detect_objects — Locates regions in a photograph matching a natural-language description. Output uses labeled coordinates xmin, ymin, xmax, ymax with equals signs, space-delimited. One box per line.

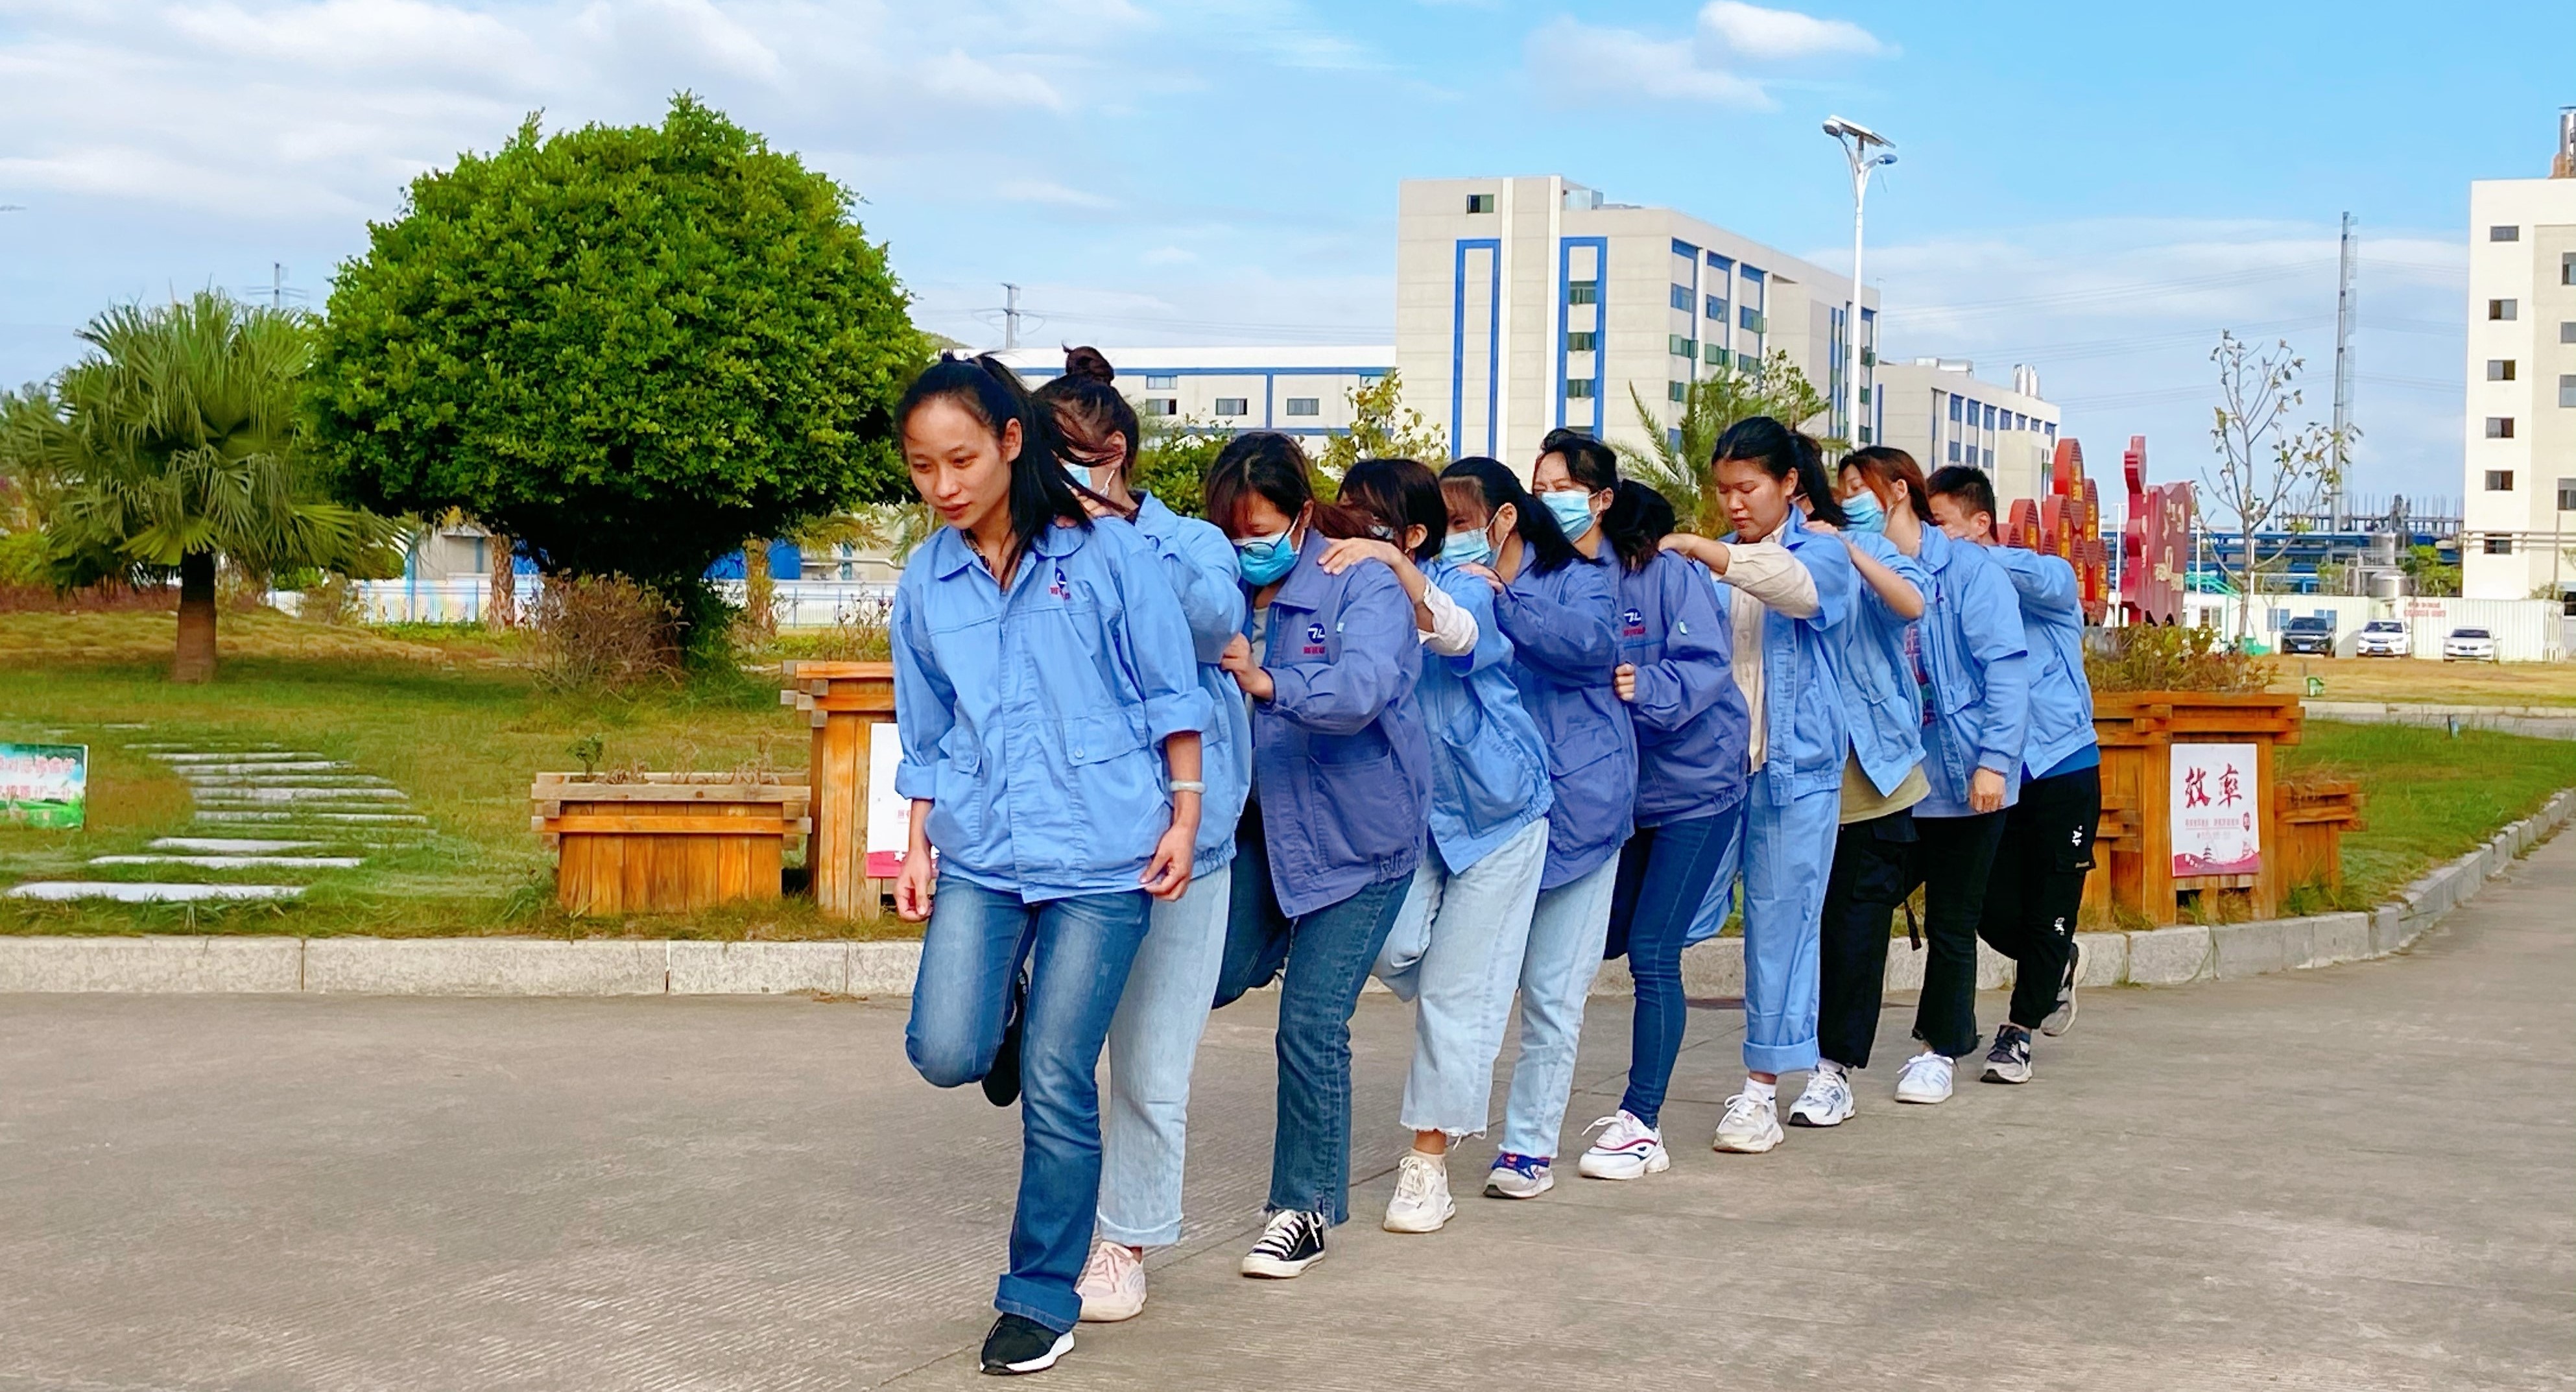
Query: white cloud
xmin=997 ymin=179 xmax=1116 ymax=210
xmin=1696 ymin=1 xmax=1883 ymax=62
xmin=1527 ymin=3 xmax=1884 ymax=108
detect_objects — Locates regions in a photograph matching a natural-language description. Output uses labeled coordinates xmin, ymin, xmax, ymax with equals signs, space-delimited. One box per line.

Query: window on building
xmin=2564 ymin=252 xmax=2576 ymax=285
xmin=1704 ymin=344 xmax=1729 ymax=368
xmin=1669 ymin=284 xmax=1691 ymax=311
xmin=1567 ymin=280 xmax=1599 ymax=306
xmin=2045 ymin=423 xmax=2057 ymax=442
xmin=1982 ymin=448 xmax=1994 ymax=468
xmin=2559 ymin=478 xmax=2576 ymax=512
xmin=1564 ymin=330 xmax=1596 ymax=352
xmin=1668 ymin=381 xmax=1688 ymax=403
xmin=1668 ymin=335 xmax=1695 ymax=358
xmin=1984 ymin=404 xmax=1998 ymax=429
xmin=1144 ymin=374 xmax=1176 ymax=389
xmin=1566 ymin=379 xmax=1596 ymax=400
xmin=2488 ymin=359 xmax=2518 ymax=381
xmin=2562 ymin=375 xmax=2576 ymax=409
xmin=1466 ymin=193 xmax=1494 ymax=213
xmin=1706 ymin=250 xmax=1733 ymax=272
xmin=2486 ymin=470 xmax=2516 ymax=491
xmin=2490 ymin=224 xmax=2521 ymax=241
xmin=1358 ymin=370 xmax=1388 ymax=384
xmin=1858 ymin=386 xmax=1870 ymax=405
xmin=1948 ymin=440 xmax=1961 ymax=462
xmin=1141 ymin=399 xmax=1178 ymax=416
xmin=1948 ymin=396 xmax=1963 ymax=422
xmin=1705 ymin=294 xmax=1727 ymax=320
xmin=1213 ymin=397 xmax=1248 ymax=418
xmin=2487 ymin=416 xmax=2516 ymax=438
xmin=1283 ymin=397 xmax=1320 ymax=416
xmin=2564 ymin=322 xmax=2576 ymax=344
xmin=2490 ymin=298 xmax=2518 ymax=320
xmin=1738 ymin=307 xmax=1764 ymax=333
xmin=1859 ymin=426 xmax=1873 ymax=444
xmin=2483 ymin=536 xmax=2514 ymax=555
xmin=2012 ymin=412 xmax=2026 ymax=430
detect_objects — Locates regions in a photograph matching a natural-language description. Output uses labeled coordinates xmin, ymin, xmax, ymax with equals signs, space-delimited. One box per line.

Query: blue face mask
xmin=1842 ymin=488 xmax=1886 ymax=534
xmin=1440 ymin=529 xmax=1492 ymax=569
xmin=1235 ymin=529 xmax=1300 ymax=586
xmin=1541 ymin=490 xmax=1597 ymax=540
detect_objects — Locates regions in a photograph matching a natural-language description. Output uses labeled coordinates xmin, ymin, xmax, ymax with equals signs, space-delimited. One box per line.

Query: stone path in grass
xmin=2 ymin=741 xmax=424 ymax=904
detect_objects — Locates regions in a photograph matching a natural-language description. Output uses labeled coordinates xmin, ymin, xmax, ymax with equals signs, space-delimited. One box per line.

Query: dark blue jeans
xmin=1604 ymin=807 xmax=1744 ymax=1129
xmin=905 ymin=876 xmax=1150 ymax=1334
xmin=1214 ymin=802 xmax=1409 ymax=1225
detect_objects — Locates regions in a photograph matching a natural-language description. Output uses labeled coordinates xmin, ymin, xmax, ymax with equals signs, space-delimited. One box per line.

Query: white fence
xmin=273 ymin=578 xmax=898 ymax=629
xmin=2184 ymin=594 xmax=2568 ymax=662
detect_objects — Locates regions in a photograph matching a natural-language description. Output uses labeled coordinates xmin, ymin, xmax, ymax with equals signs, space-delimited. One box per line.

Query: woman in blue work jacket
xmin=1204 ymin=432 xmax=1432 ymax=1282
xmin=1573 ymin=478 xmax=1750 ymax=1182
xmin=1326 ymin=459 xmax=1553 ymax=1236
xmin=889 ymin=355 xmax=1213 ymax=1377
xmin=1658 ymin=416 xmax=1857 ymax=1156
xmin=1029 ymin=348 xmax=1250 ymax=1326
xmin=1440 ymin=446 xmax=1633 ymax=1202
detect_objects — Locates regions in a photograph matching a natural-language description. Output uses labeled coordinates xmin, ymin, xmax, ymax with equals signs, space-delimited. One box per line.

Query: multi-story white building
xmin=2463 ymin=110 xmax=2576 ymax=603
xmin=1875 ymin=359 xmax=2064 ymax=508
xmin=1393 ymin=175 xmax=1876 ymax=470
xmin=992 ymin=344 xmax=1392 ymax=442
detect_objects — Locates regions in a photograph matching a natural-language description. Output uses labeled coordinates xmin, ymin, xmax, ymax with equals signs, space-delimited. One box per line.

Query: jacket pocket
xmin=1439 ymin=704 xmax=1538 ymax=835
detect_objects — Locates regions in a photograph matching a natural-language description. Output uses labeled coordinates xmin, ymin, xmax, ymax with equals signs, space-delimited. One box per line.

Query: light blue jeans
xmin=1373 ymin=817 xmax=1550 ymax=1138
xmin=1686 ymin=776 xmax=1843 ymax=1075
xmin=1496 ymin=852 xmax=1626 ymax=1160
xmin=1096 ymin=863 xmax=1233 ymax=1249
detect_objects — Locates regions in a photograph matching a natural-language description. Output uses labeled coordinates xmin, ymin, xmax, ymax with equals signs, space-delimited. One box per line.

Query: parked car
xmin=2442 ymin=627 xmax=2498 ymax=662
xmin=2355 ymin=619 xmax=2409 ymax=658
xmin=2280 ymin=614 xmax=2337 ymax=656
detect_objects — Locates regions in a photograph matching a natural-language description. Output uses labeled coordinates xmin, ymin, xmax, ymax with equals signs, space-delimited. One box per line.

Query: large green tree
xmin=306 ymin=95 xmax=927 ymax=643
xmin=1617 ymin=350 xmax=1836 ymax=534
xmin=0 ymin=293 xmax=401 ymax=681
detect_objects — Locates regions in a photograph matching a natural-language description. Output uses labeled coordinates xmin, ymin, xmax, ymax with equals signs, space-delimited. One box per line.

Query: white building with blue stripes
xmin=992 ymin=344 xmax=1395 ymax=442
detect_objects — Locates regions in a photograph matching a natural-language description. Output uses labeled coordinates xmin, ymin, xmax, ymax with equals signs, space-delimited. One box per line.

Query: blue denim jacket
xmin=1123 ymin=493 xmax=1250 ymax=876
xmin=1715 ymin=512 xmax=1857 ymax=802
xmin=1614 ymin=551 xmax=1747 ymax=828
xmin=892 ymin=520 xmax=1214 ymax=901
xmin=1496 ymin=550 xmax=1634 ymax=889
xmin=1835 ymin=531 xmax=1929 ymax=798
xmin=1416 ymin=560 xmax=1552 ymax=874
xmin=1246 ymin=533 xmax=1431 ymax=918
xmin=1985 ymin=546 xmax=2098 ymax=780
xmin=1911 ymin=529 xmax=2033 ymax=819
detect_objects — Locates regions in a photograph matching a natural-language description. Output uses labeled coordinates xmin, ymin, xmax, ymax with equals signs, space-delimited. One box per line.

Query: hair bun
xmin=1063 ymin=345 xmax=1115 ymax=383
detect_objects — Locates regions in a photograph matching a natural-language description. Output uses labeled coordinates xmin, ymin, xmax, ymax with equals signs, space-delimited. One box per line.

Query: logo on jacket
xmin=1302 ymin=622 xmax=1329 ymax=656
xmin=1620 ymin=606 xmax=1647 ymax=638
xmin=1046 ymin=566 xmax=1070 ymax=600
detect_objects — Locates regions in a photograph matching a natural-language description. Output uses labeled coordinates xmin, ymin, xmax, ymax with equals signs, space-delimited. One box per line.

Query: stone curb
xmin=6 ymin=788 xmax=2570 ymax=998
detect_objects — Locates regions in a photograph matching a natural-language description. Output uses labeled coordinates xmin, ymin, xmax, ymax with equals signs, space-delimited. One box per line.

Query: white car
xmin=2355 ymin=619 xmax=2408 ymax=658
xmin=2442 ymin=627 xmax=2498 ymax=662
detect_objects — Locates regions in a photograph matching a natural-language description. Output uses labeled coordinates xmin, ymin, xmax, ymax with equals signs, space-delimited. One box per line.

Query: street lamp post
xmin=1824 ymin=117 xmax=1894 ymax=455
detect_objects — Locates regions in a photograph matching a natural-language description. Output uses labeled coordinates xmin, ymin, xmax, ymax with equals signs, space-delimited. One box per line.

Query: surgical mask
xmin=1064 ymin=459 xmax=1097 ymax=490
xmin=1235 ymin=529 xmax=1299 ymax=586
xmin=1440 ymin=529 xmax=1492 ymax=568
xmin=1842 ymin=488 xmax=1886 ymax=534
xmin=1541 ymin=489 xmax=1597 ymax=540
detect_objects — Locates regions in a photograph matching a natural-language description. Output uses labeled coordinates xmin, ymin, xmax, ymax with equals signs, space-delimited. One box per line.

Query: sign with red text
xmin=2171 ymin=741 xmax=2260 ymax=877
xmin=865 ymin=723 xmax=911 ymax=879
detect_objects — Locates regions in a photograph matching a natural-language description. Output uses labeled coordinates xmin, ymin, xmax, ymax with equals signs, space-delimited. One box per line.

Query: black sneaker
xmin=980 ymin=1314 xmax=1072 ymax=1376
xmin=982 ymin=974 xmax=1027 ymax=1108
xmin=1981 ymin=1024 xmax=2033 ymax=1085
xmin=1238 ymin=1208 xmax=1328 ymax=1278
xmin=2042 ymin=942 xmax=2081 ymax=1037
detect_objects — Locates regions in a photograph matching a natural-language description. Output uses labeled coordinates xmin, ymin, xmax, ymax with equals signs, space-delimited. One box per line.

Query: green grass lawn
xmin=2281 ymin=719 xmax=2576 ymax=909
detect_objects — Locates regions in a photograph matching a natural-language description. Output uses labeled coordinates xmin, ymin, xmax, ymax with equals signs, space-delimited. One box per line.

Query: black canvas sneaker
xmin=1238 ymin=1208 xmax=1328 ymax=1278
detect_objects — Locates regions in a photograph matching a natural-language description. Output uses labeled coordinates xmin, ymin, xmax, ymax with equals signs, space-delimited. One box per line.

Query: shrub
xmin=2086 ymin=623 xmax=2273 ymax=693
xmin=527 ymin=574 xmax=682 ymax=692
xmin=297 ymin=573 xmax=366 ymax=627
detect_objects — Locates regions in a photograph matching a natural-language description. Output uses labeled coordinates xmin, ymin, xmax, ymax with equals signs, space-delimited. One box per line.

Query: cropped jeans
xmin=1603 ymin=808 xmax=1744 ymax=1129
xmin=1097 ymin=863 xmax=1233 ymax=1249
xmin=1214 ymin=803 xmax=1411 ymax=1227
xmin=1688 ymin=777 xmax=1843 ymax=1075
xmin=1496 ymin=851 xmax=1626 ymax=1160
xmin=905 ymin=876 xmax=1151 ymax=1335
xmin=1372 ymin=817 xmax=1550 ymax=1138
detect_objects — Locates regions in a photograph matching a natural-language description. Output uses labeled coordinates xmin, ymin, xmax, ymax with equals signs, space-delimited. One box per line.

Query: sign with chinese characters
xmin=2170 ymin=741 xmax=2260 ymax=877
xmin=864 ymin=723 xmax=911 ymax=878
xmin=0 ymin=743 xmax=88 ymax=830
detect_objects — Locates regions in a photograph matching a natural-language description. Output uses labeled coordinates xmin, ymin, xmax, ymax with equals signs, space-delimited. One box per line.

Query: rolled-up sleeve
xmin=890 ymin=579 xmax=952 ymax=801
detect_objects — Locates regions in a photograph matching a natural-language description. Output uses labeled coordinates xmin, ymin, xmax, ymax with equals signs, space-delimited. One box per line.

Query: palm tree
xmin=1616 ymin=350 xmax=1841 ymax=534
xmin=0 ymin=293 xmax=401 ymax=680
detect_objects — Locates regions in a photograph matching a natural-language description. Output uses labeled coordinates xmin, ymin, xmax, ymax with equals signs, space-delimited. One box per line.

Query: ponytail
xmin=1599 ymin=479 xmax=1675 ymax=572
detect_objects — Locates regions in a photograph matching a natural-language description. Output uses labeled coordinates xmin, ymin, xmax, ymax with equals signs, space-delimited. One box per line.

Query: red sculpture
xmin=2116 ymin=435 xmax=2193 ymax=627
xmin=2002 ymin=438 xmax=2112 ymax=625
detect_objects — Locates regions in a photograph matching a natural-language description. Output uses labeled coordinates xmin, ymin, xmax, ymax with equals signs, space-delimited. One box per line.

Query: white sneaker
xmin=1482 ymin=1153 xmax=1553 ymax=1199
xmin=1711 ymin=1091 xmax=1783 ymax=1153
xmin=1788 ymin=1064 xmax=1855 ymax=1128
xmin=1894 ymin=1051 xmax=1955 ymax=1105
xmin=1381 ymin=1151 xmax=1457 ymax=1233
xmin=1075 ymin=1238 xmax=1146 ymax=1323
xmin=2042 ymin=942 xmax=2081 ymax=1037
xmin=1575 ymin=1110 xmax=1671 ymax=1181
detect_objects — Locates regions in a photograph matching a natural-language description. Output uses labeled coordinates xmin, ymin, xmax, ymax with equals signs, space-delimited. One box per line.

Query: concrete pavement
xmin=5 ymin=834 xmax=2571 ymax=1391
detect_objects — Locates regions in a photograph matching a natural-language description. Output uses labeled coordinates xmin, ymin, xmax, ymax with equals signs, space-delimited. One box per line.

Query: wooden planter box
xmin=531 ymin=774 xmax=811 ymax=915
xmin=780 ymin=660 xmax=898 ymax=918
xmin=2274 ymin=777 xmax=2366 ymax=896
xmin=2086 ymin=691 xmax=2313 ymax=925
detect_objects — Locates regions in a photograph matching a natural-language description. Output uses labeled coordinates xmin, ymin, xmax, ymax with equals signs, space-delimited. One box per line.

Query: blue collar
xmin=928 ymin=518 xmax=1088 ymax=581
xmin=1269 ymin=529 xmax=1335 ymax=612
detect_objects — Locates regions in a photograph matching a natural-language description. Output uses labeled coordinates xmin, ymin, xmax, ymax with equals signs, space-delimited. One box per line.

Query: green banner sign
xmin=1 ymin=743 xmax=88 ymax=830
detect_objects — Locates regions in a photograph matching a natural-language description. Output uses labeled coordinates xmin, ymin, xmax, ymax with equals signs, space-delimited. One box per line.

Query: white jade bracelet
xmin=1168 ymin=780 xmax=1206 ymax=795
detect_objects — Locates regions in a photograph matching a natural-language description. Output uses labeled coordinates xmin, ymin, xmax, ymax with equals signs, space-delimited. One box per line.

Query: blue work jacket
xmin=1614 ymin=551 xmax=1747 ymax=829
xmin=1246 ymin=533 xmax=1431 ymax=918
xmin=1416 ymin=560 xmax=1552 ymax=874
xmin=1835 ymin=531 xmax=1930 ymax=798
xmin=892 ymin=520 xmax=1213 ymax=902
xmin=1717 ymin=512 xmax=1857 ymax=803
xmin=1985 ymin=546 xmax=2098 ymax=780
xmin=1123 ymin=493 xmax=1251 ymax=876
xmin=1496 ymin=549 xmax=1634 ymax=889
xmin=1909 ymin=529 xmax=2033 ymax=819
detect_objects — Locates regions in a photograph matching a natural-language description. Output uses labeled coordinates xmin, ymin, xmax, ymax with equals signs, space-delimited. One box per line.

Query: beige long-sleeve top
xmin=1717 ymin=538 xmax=1820 ymax=773
xmin=1417 ymin=577 xmax=1479 ymax=657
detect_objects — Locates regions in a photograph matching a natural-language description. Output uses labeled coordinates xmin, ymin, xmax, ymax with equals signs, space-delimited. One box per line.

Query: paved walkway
xmin=5 ymin=837 xmax=2570 ymax=1391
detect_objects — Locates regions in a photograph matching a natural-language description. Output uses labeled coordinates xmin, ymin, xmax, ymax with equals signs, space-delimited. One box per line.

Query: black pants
xmin=1977 ymin=764 xmax=2102 ymax=1030
xmin=1817 ymin=806 xmax=2005 ymax=1067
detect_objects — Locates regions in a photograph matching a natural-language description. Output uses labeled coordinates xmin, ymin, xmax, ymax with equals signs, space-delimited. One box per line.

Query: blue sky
xmin=1 ymin=0 xmax=2566 ymax=512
